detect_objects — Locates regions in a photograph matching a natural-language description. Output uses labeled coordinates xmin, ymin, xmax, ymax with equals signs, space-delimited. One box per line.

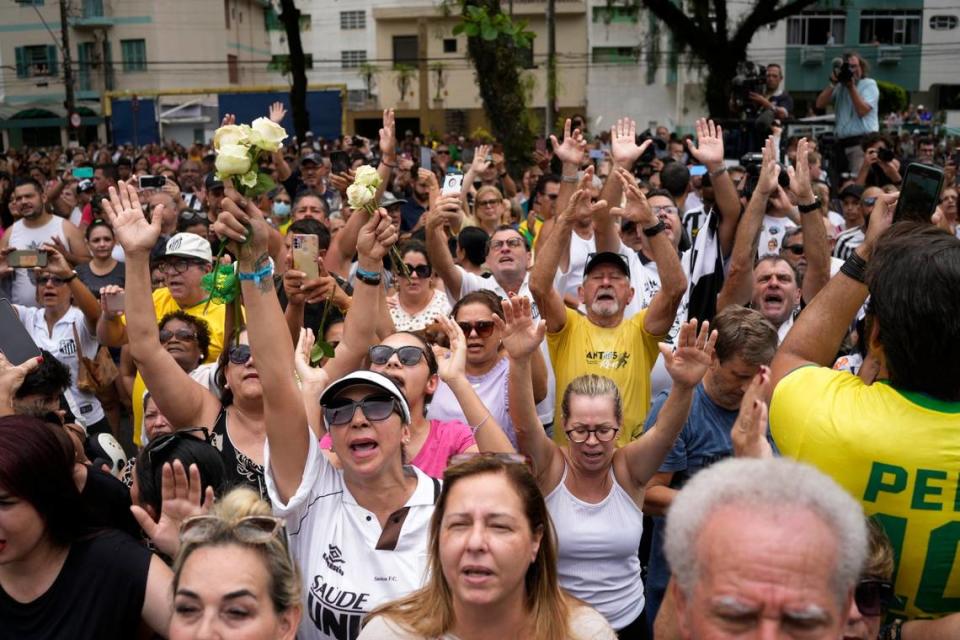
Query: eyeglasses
xmin=457 ymin=320 xmax=495 ymax=338
xmin=228 ymin=344 xmax=252 ymax=365
xmin=159 ymin=328 xmax=198 ymax=343
xmin=448 ymin=452 xmax=531 ymax=467
xmin=180 ymin=514 xmax=286 ymax=545
xmin=368 ymin=344 xmax=426 ymax=366
xmin=862 ymin=197 xmax=878 ymax=207
xmin=782 ymin=244 xmax=804 ymax=256
xmin=322 ymin=394 xmax=400 ymax=426
xmin=436 ymin=149 xmax=450 ymax=155
xmin=854 ymin=579 xmax=894 ymax=617
xmin=477 ymin=199 xmax=500 ymax=208
xmin=651 ymin=205 xmax=679 ymax=216
xmin=274 ymin=199 xmax=291 ymax=205
xmin=179 ymin=210 xmax=206 ymax=223
xmin=158 ymin=258 xmax=204 ymax=274
xmin=490 ymin=237 xmax=524 ymax=251
xmin=34 ymin=274 xmax=68 ymax=286
xmin=147 ymin=427 xmax=213 ymax=466
xmin=565 ymin=425 xmax=619 ymax=443
xmin=400 ymin=264 xmax=432 ymax=279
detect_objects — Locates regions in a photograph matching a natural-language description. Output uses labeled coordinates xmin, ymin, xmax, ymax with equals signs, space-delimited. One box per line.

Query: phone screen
xmin=330 ymin=151 xmax=350 ymax=175
xmin=894 ymin=163 xmax=945 ymax=224
xmin=0 ymin=298 xmax=41 ymax=365
xmin=442 ymin=173 xmax=464 ymax=196
xmin=420 ymin=146 xmax=432 ymax=172
xmin=292 ymin=234 xmax=320 ymax=279
xmin=72 ymin=167 xmax=94 ymax=179
xmin=104 ymin=291 xmax=125 ymax=314
xmin=7 ymin=250 xmax=47 ymax=269
xmin=138 ymin=175 xmax=166 ymax=190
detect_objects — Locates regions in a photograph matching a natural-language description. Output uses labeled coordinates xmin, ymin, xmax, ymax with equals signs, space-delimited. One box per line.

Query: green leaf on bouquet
xmin=309 ymin=340 xmax=336 ymax=365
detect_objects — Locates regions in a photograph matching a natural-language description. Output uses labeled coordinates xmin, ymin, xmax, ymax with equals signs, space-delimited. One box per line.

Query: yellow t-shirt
xmin=127 ymin=288 xmax=227 ymax=443
xmin=547 ymin=307 xmax=662 ymax=447
xmin=771 ymin=366 xmax=960 ymax=619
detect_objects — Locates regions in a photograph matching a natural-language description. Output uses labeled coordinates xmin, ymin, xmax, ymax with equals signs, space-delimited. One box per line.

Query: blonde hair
xmin=172 ymin=487 xmax=302 ymax=613
xmin=863 ymin=517 xmax=895 ymax=581
xmin=363 ymin=457 xmax=578 ymax=639
xmin=561 ymin=375 xmax=623 ymax=427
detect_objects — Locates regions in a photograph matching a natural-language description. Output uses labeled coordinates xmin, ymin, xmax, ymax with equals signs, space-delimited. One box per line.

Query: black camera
xmin=877 ymin=147 xmax=895 ymax=163
xmin=833 ymin=59 xmax=854 ymax=84
xmin=740 ymin=152 xmax=790 ymax=198
xmin=731 ymin=61 xmax=768 ymax=115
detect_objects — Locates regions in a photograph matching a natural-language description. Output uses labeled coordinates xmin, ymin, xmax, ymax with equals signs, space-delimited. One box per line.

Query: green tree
xmin=641 ymin=0 xmax=821 ymax=117
xmin=453 ymin=0 xmax=536 ymax=170
xmin=277 ymin=0 xmax=309 ymax=141
xmin=877 ymin=80 xmax=908 ymax=117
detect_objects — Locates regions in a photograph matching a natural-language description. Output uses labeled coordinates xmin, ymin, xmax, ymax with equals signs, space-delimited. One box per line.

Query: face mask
xmin=273 ymin=201 xmax=291 ymax=217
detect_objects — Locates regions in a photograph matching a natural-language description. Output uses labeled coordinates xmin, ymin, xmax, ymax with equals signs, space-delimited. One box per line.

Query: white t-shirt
xmin=14 ymin=305 xmax=104 ymax=425
xmin=7 ymin=216 xmax=68 ymax=307
xmin=757 ymin=215 xmax=797 ymax=258
xmin=265 ymin=434 xmax=437 ymax=640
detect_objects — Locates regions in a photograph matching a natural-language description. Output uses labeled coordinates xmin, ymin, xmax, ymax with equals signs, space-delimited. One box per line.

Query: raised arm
xmin=498 ymin=295 xmax=564 ymax=485
xmin=788 ymin=138 xmax=830 ymax=303
xmin=376 ymin=109 xmax=396 ymax=202
xmin=771 ymin=192 xmax=895 ymax=386
xmin=617 ymin=319 xmax=715 ymax=488
xmin=294 ymin=328 xmax=330 ymax=439
xmin=595 ymin=118 xmax=651 ymax=253
xmin=425 ymin=194 xmax=465 ymax=299
xmin=536 ymin=119 xmax=587 ymax=252
xmin=213 ymin=190 xmax=310 ymax=502
xmin=433 ymin=315 xmax=514 ymax=453
xmin=100 ymin=183 xmax=219 ymax=430
xmin=686 ymin=119 xmax=740 ymax=256
xmin=97 ymin=284 xmax=129 ymax=347
xmin=43 ymin=245 xmax=100 ymax=330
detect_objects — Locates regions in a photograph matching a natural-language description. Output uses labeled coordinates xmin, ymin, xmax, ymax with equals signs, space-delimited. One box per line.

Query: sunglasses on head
xmin=400 ymin=263 xmax=431 ymax=279
xmin=322 ymin=394 xmax=400 ymax=426
xmin=448 ymin=452 xmax=531 ymax=467
xmin=159 ymin=328 xmax=198 ymax=343
xmin=228 ymin=344 xmax=252 ymax=365
xmin=782 ymin=244 xmax=804 ymax=256
xmin=457 ymin=320 xmax=495 ymax=338
xmin=368 ymin=344 xmax=426 ymax=367
xmin=854 ymin=579 xmax=894 ymax=617
xmin=180 ymin=514 xmax=285 ymax=546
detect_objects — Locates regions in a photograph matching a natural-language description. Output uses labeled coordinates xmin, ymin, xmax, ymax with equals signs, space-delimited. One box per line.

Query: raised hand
xmin=214 ymin=186 xmax=270 ymax=263
xmin=379 ymin=108 xmax=396 ymax=160
xmin=0 ymin=350 xmax=41 ymax=411
xmin=220 ymin=113 xmax=236 ymax=127
xmin=686 ymin=118 xmax=725 ymax=169
xmin=295 ymin=329 xmax=331 ymax=386
xmin=329 ymin=169 xmax=356 ymax=197
xmin=39 ymin=243 xmax=73 ymax=279
xmin=610 ymin=117 xmax=650 ymax=169
xmin=432 ymin=315 xmax=467 ymax=382
xmin=550 ymin=118 xmax=588 ymax=167
xmin=130 ymin=460 xmax=214 ymax=558
xmin=268 ymin=101 xmax=287 ymax=124
xmin=494 ymin=294 xmax=545 ymax=359
xmin=755 ymin=135 xmax=781 ymax=198
xmin=660 ymin=318 xmax=717 ymax=389
xmin=426 ymin=194 xmax=462 ymax=232
xmin=731 ymin=366 xmax=774 ymax=459
xmin=100 ymin=182 xmax=163 ymax=255
xmin=861 ymin=191 xmax=898 ymax=257
xmin=357 ymin=208 xmax=397 ymax=262
xmin=615 ymin=166 xmax=657 ymax=228
xmin=786 ymin=137 xmax=815 ymax=203
xmin=471 ymin=144 xmax=492 ymax=174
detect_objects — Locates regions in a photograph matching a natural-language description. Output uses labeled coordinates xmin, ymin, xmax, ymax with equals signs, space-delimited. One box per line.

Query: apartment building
xmin=0 ymin=0 xmax=272 ymax=148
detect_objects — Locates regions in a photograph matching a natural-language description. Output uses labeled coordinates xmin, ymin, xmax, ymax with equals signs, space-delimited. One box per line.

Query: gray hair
xmin=664 ymin=458 xmax=867 ymax=608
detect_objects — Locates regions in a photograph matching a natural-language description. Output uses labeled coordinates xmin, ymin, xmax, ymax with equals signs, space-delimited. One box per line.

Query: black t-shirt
xmin=81 ymin=465 xmax=141 ymax=539
xmin=0 ymin=530 xmax=151 ymax=640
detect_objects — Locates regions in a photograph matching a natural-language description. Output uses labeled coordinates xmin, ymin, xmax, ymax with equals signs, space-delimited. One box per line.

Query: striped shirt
xmin=833 ymin=226 xmax=865 ymax=261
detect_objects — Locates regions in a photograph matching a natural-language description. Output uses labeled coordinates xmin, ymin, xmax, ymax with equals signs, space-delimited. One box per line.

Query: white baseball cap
xmin=319 ymin=370 xmax=412 ymax=425
xmin=164 ymin=233 xmax=213 ymax=264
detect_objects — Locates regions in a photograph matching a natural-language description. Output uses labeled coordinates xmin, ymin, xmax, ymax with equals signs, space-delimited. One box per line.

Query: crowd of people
xmin=0 ymin=76 xmax=959 ymax=640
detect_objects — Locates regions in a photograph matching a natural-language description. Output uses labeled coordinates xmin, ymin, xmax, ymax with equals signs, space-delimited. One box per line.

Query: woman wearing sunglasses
xmin=170 ymin=487 xmax=302 ymax=640
xmin=388 ymin=239 xmax=451 ymax=332
xmin=844 ymin=518 xmax=895 ymax=640
xmin=359 ymin=455 xmax=615 ymax=639
xmin=469 ymin=185 xmax=507 ymax=237
xmin=0 ymin=415 xmax=173 ymax=638
xmin=503 ymin=295 xmax=715 ymax=636
xmin=427 ymin=291 xmax=547 ymax=448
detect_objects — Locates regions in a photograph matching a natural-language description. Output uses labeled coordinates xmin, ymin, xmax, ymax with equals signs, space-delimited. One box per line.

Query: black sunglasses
xmin=147 ymin=427 xmax=213 ymax=466
xmin=159 ymin=328 xmax=198 ymax=343
xmin=368 ymin=344 xmax=425 ymax=367
xmin=782 ymin=244 xmax=804 ymax=255
xmin=228 ymin=344 xmax=252 ymax=365
xmin=457 ymin=320 xmax=495 ymax=338
xmin=322 ymin=394 xmax=399 ymax=426
xmin=855 ymin=579 xmax=894 ymax=617
xmin=179 ymin=210 xmax=207 ymax=223
xmin=400 ymin=263 xmax=431 ymax=279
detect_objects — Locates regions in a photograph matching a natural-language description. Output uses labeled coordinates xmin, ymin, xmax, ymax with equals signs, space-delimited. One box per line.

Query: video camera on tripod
xmin=731 ymin=61 xmax=768 ymax=116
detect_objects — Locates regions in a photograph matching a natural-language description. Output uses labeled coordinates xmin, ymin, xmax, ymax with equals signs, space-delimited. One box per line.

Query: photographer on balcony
xmin=815 ymin=52 xmax=879 ymax=176
xmin=854 ymin=133 xmax=901 ymax=188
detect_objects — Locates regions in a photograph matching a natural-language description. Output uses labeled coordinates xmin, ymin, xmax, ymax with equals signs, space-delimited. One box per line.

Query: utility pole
xmin=545 ymin=0 xmax=556 ymax=137
xmin=59 ymin=0 xmax=77 ymax=143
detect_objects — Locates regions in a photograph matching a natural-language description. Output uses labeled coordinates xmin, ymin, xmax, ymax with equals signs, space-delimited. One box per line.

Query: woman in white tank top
xmin=500 ymin=296 xmax=717 ymax=637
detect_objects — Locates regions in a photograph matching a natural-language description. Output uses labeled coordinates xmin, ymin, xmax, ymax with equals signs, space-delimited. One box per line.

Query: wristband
xmin=709 ymin=165 xmax=728 ymax=178
xmin=237 ymin=263 xmax=273 ymax=285
xmin=470 ymin=413 xmax=490 ymax=436
xmin=840 ymin=252 xmax=867 ymax=283
xmin=643 ymin=220 xmax=666 ymax=237
xmin=797 ymin=197 xmax=822 ymax=214
xmin=64 ymin=271 xmax=78 ymax=283
xmin=356 ymin=267 xmax=382 ymax=286
xmin=561 ymin=174 xmax=579 ymax=184
xmin=380 ymin=159 xmax=397 ymax=169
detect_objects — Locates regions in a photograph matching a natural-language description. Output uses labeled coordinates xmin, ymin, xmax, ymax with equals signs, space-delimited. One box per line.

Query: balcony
xmin=877 ymin=45 xmax=902 ymax=64
xmin=73 ymin=0 xmax=113 ymax=29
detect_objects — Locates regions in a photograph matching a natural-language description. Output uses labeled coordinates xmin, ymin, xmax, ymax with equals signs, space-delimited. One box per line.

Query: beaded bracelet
xmin=237 ymin=264 xmax=274 ymax=286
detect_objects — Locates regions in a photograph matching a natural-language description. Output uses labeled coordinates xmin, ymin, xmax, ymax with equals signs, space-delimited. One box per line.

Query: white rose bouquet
xmin=346 ymin=165 xmax=410 ymax=280
xmin=212 ymin=117 xmax=288 ymax=196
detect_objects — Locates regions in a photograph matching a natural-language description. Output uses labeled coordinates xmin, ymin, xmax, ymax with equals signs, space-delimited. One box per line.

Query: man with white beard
xmin=531 ymin=184 xmax=687 ymax=447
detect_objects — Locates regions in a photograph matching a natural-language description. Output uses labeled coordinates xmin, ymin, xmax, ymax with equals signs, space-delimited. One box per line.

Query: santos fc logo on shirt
xmin=585 ymin=350 xmax=631 ymax=370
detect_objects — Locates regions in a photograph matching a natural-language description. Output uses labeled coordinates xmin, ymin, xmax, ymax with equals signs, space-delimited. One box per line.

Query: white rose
xmin=353 ymin=164 xmax=381 ymax=189
xmin=239 ymin=170 xmax=258 ymax=189
xmin=215 ymin=143 xmax=252 ymax=177
xmin=250 ymin=117 xmax=287 ymax=152
xmin=347 ymin=183 xmax=376 ymax=210
xmin=213 ymin=125 xmax=248 ymax=151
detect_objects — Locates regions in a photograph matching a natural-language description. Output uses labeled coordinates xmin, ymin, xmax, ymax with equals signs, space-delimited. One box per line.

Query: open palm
xmin=100 ymin=182 xmax=161 ymax=254
xmin=495 ymin=295 xmax=545 ymax=359
xmin=686 ymin=118 xmax=724 ymax=167
xmin=661 ymin=319 xmax=716 ymax=389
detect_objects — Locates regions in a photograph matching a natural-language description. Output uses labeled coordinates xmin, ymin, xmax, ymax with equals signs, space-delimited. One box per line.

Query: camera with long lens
xmin=832 ymin=58 xmax=854 ymax=84
xmin=740 ymin=152 xmax=790 ymax=199
xmin=731 ymin=61 xmax=768 ymax=116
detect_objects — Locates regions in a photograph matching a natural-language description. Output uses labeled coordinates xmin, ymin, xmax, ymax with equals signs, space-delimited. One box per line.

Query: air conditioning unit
xmin=800 ymin=46 xmax=825 ymax=65
xmin=878 ymin=46 xmax=902 ymax=64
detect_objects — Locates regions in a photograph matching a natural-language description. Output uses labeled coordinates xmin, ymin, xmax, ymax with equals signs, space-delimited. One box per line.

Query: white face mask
xmin=273 ymin=201 xmax=291 ymax=217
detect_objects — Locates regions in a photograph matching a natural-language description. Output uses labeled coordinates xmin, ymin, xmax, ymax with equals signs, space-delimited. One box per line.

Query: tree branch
xmin=732 ymin=0 xmax=820 ymax=50
xmin=642 ymin=0 xmax=719 ymax=58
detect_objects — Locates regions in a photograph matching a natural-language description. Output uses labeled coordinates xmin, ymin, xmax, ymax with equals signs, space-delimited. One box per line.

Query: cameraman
xmin=747 ymin=64 xmax=793 ymax=121
xmin=854 ymin=133 xmax=901 ymax=188
xmin=815 ymin=52 xmax=879 ymax=176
